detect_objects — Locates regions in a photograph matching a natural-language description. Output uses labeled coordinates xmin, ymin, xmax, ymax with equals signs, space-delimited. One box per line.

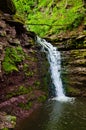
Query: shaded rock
xmin=0 ymin=30 xmax=6 ymax=37
xmin=0 ymin=44 xmax=3 ymax=52
xmin=0 ymin=0 xmax=16 ymax=15
xmin=0 ymin=61 xmax=1 ymax=75
xmin=61 ymin=49 xmax=86 ymax=97
xmin=5 ymin=19 xmax=25 ymax=35
xmin=6 ymin=27 xmax=16 ymax=38
xmin=8 ymin=38 xmax=20 ymax=46
xmin=0 ymin=21 xmax=6 ymax=29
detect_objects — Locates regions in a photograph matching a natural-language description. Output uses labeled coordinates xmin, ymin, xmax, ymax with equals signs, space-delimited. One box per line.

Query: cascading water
xmin=36 ymin=36 xmax=73 ymax=102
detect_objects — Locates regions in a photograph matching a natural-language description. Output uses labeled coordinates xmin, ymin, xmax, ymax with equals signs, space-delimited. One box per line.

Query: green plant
xmin=13 ymin=0 xmax=85 ymax=37
xmin=2 ymin=128 xmax=8 ymax=130
xmin=23 ymin=63 xmax=29 ymax=71
xmin=34 ymin=81 xmax=40 ymax=87
xmin=2 ymin=46 xmax=25 ymax=73
xmin=38 ymin=95 xmax=47 ymax=103
xmin=18 ymin=86 xmax=29 ymax=94
xmin=18 ymin=101 xmax=32 ymax=110
xmin=6 ymin=86 xmax=33 ymax=99
xmin=25 ymin=71 xmax=34 ymax=77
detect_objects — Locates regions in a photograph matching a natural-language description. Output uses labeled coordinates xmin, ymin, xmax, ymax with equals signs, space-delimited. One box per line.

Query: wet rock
xmin=61 ymin=49 xmax=86 ymax=96
xmin=8 ymin=38 xmax=20 ymax=46
xmin=0 ymin=30 xmax=6 ymax=37
xmin=0 ymin=21 xmax=6 ymax=29
xmin=0 ymin=44 xmax=3 ymax=52
xmin=6 ymin=27 xmax=16 ymax=38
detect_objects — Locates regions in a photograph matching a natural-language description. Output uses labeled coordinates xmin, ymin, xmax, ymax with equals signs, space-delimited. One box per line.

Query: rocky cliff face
xmin=47 ymin=28 xmax=86 ymax=97
xmin=61 ymin=49 xmax=86 ymax=96
xmin=0 ymin=6 xmax=49 ymax=129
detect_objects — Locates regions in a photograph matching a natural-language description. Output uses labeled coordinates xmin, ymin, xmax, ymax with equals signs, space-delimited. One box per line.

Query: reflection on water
xmin=45 ymin=101 xmax=64 ymax=130
xmin=15 ymin=98 xmax=86 ymax=130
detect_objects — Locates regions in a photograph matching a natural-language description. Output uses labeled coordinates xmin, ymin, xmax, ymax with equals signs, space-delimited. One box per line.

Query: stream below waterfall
xmin=15 ymin=98 xmax=86 ymax=130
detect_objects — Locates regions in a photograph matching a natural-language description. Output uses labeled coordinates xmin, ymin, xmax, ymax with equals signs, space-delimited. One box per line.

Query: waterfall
xmin=36 ymin=36 xmax=73 ymax=102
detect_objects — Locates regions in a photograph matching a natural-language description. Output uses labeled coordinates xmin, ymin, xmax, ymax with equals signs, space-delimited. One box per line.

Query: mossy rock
xmin=0 ymin=112 xmax=16 ymax=129
xmin=66 ymin=86 xmax=80 ymax=96
xmin=0 ymin=0 xmax=16 ymax=15
xmin=2 ymin=46 xmax=25 ymax=73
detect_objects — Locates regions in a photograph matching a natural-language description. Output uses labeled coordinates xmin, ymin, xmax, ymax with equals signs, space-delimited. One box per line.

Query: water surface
xmin=15 ymin=98 xmax=86 ymax=130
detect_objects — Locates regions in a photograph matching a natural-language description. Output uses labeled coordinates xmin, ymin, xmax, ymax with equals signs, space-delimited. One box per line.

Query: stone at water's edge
xmin=0 ymin=112 xmax=16 ymax=129
xmin=61 ymin=49 xmax=86 ymax=97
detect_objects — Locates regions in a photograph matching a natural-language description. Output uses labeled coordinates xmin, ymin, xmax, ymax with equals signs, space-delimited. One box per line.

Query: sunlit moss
xmin=2 ymin=46 xmax=25 ymax=73
xmin=13 ymin=0 xmax=85 ymax=37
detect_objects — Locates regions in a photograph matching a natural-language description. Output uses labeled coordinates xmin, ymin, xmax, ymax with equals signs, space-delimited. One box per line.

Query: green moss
xmin=34 ymin=81 xmax=40 ymax=88
xmin=2 ymin=46 xmax=25 ymax=73
xmin=13 ymin=13 xmax=25 ymax=24
xmin=18 ymin=86 xmax=29 ymax=94
xmin=2 ymin=128 xmax=8 ymax=130
xmin=25 ymin=71 xmax=34 ymax=77
xmin=23 ymin=63 xmax=29 ymax=71
xmin=6 ymin=86 xmax=33 ymax=99
xmin=18 ymin=101 xmax=32 ymax=110
xmin=26 ymin=55 xmax=37 ymax=62
xmin=66 ymin=86 xmax=80 ymax=94
xmin=23 ymin=63 xmax=34 ymax=77
xmin=38 ymin=95 xmax=47 ymax=103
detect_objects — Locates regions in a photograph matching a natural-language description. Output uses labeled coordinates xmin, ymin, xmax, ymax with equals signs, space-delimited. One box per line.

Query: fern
xmin=13 ymin=0 xmax=85 ymax=37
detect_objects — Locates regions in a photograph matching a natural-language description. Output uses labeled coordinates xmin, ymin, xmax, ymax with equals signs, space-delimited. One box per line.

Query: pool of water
xmin=15 ymin=98 xmax=86 ymax=130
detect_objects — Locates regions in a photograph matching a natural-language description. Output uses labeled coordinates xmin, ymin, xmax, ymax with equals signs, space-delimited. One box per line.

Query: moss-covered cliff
xmin=0 ymin=1 xmax=50 ymax=129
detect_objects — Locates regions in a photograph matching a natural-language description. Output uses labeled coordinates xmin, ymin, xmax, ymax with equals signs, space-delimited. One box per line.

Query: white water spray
xmin=36 ymin=36 xmax=74 ymax=102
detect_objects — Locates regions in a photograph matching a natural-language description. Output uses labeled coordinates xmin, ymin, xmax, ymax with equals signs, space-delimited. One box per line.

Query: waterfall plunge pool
xmin=15 ymin=98 xmax=86 ymax=130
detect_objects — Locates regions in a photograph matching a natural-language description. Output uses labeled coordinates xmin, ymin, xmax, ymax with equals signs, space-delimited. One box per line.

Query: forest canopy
xmin=13 ymin=0 xmax=86 ymax=37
